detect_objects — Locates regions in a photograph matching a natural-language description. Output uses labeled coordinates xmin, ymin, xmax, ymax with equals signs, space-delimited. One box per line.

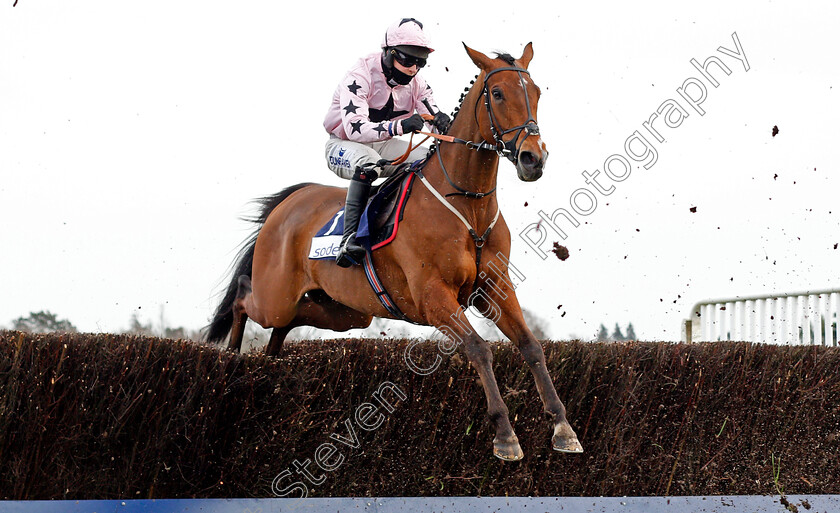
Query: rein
xmin=396 ymin=65 xmax=539 ymax=196
xmin=392 ymin=117 xmax=497 ymax=165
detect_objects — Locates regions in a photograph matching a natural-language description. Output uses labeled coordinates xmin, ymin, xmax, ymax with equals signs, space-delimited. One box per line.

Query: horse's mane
xmin=494 ymin=52 xmax=516 ymax=65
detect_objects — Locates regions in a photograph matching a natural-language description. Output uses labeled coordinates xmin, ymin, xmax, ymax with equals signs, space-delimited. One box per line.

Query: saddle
xmin=308 ymin=166 xmax=418 ymax=260
xmin=356 ymin=168 xmax=417 ymax=251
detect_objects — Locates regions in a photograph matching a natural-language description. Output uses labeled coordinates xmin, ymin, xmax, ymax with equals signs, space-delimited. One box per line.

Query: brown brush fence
xmin=1 ymin=330 xmax=839 ymax=499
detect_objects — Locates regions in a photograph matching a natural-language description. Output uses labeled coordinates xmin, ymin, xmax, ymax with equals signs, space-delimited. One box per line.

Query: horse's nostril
xmin=520 ymin=152 xmax=537 ymax=168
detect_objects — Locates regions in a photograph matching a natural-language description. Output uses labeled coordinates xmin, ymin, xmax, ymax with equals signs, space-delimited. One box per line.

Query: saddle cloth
xmin=308 ymin=171 xmax=417 ymax=260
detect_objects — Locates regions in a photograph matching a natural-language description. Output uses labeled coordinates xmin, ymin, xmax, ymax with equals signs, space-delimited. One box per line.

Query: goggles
xmin=392 ymin=48 xmax=427 ymax=69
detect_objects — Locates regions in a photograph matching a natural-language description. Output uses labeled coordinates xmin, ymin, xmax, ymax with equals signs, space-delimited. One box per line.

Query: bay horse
xmin=206 ymin=43 xmax=583 ymax=460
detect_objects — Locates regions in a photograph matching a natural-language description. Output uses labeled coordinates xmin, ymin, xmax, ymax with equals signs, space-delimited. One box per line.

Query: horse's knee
xmin=463 ymin=337 xmax=493 ymax=367
xmin=517 ymin=337 xmax=546 ymax=367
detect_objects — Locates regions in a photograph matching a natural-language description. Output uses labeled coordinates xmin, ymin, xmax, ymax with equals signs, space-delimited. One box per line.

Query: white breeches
xmin=325 ymin=135 xmax=430 ymax=179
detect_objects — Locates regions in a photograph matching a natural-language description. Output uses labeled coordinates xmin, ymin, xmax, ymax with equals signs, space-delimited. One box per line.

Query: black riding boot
xmin=335 ymin=167 xmax=376 ymax=268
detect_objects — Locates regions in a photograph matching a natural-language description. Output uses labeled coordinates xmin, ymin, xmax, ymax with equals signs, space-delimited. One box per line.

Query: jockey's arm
xmin=416 ymin=81 xmax=450 ymax=134
xmin=338 ymin=74 xmax=412 ymax=143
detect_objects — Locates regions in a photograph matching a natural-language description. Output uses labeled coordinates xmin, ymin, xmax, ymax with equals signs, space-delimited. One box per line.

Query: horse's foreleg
xmin=485 ymin=285 xmax=583 ymax=454
xmin=422 ymin=283 xmax=522 ymax=461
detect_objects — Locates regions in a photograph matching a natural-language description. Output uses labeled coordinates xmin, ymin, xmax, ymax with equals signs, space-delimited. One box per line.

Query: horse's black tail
xmin=204 ymin=183 xmax=317 ymax=344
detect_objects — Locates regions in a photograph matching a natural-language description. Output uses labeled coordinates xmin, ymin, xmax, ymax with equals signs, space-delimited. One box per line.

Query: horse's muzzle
xmin=516 ymin=149 xmax=546 ymax=182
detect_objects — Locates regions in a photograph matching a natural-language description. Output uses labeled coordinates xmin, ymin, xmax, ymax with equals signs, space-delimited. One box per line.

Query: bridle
xmin=392 ymin=64 xmax=541 ymax=291
xmin=393 ymin=64 xmax=541 ymax=185
xmin=478 ymin=66 xmax=541 ymax=167
xmin=409 ymin=65 xmax=541 ymax=199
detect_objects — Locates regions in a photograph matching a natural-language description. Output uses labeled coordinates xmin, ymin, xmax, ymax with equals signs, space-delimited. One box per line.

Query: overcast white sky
xmin=1 ymin=1 xmax=838 ymax=341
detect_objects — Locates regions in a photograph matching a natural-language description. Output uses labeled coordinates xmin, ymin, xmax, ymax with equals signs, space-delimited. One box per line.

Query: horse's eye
xmin=492 ymin=88 xmax=504 ymax=101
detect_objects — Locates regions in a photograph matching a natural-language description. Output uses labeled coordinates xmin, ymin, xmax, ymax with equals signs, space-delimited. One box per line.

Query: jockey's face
xmin=393 ymin=59 xmax=419 ymax=77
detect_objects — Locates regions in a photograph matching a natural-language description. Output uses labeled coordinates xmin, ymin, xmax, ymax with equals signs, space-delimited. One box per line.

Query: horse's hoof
xmin=493 ymin=436 xmax=524 ymax=461
xmin=553 ymin=422 xmax=583 ymax=453
xmin=552 ymin=435 xmax=583 ymax=453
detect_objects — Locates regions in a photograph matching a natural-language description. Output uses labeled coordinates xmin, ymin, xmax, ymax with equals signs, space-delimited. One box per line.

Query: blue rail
xmin=1 ymin=496 xmax=837 ymax=513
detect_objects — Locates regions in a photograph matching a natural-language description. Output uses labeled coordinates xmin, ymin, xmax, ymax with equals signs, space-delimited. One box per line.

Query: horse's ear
xmin=463 ymin=42 xmax=494 ymax=71
xmin=518 ymin=42 xmax=534 ymax=69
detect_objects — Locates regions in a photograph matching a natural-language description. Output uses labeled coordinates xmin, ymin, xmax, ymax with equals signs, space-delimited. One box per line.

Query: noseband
xmin=479 ymin=66 xmax=540 ymax=165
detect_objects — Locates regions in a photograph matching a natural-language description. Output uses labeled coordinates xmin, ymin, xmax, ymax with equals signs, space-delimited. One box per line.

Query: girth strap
xmin=362 ymin=251 xmax=421 ymax=325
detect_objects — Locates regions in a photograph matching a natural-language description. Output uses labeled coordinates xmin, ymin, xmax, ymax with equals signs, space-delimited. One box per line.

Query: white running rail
xmin=684 ymin=288 xmax=840 ymax=344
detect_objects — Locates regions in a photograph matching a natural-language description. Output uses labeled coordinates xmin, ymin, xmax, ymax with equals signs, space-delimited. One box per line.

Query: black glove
xmin=432 ymin=111 xmax=451 ymax=134
xmin=400 ymin=113 xmax=425 ymax=134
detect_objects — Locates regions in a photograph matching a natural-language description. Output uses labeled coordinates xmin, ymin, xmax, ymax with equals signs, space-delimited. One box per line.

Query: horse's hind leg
xmin=300 ymin=290 xmax=373 ymax=332
xmin=227 ymin=275 xmax=252 ymax=353
xmin=265 ymin=326 xmax=292 ymax=356
xmin=263 ymin=290 xmax=373 ymax=357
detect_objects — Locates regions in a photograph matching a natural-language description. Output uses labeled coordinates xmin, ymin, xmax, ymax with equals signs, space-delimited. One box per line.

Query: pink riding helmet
xmin=381 ymin=18 xmax=434 ymax=54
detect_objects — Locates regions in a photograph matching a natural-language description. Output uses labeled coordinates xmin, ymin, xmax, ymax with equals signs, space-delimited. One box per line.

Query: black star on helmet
xmin=347 ymin=80 xmax=362 ymax=95
xmin=343 ymin=100 xmax=359 ymax=115
xmin=350 ymin=120 xmax=363 ymax=134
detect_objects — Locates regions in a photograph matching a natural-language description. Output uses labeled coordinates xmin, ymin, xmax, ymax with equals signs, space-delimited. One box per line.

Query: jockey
xmin=324 ymin=18 xmax=451 ymax=268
